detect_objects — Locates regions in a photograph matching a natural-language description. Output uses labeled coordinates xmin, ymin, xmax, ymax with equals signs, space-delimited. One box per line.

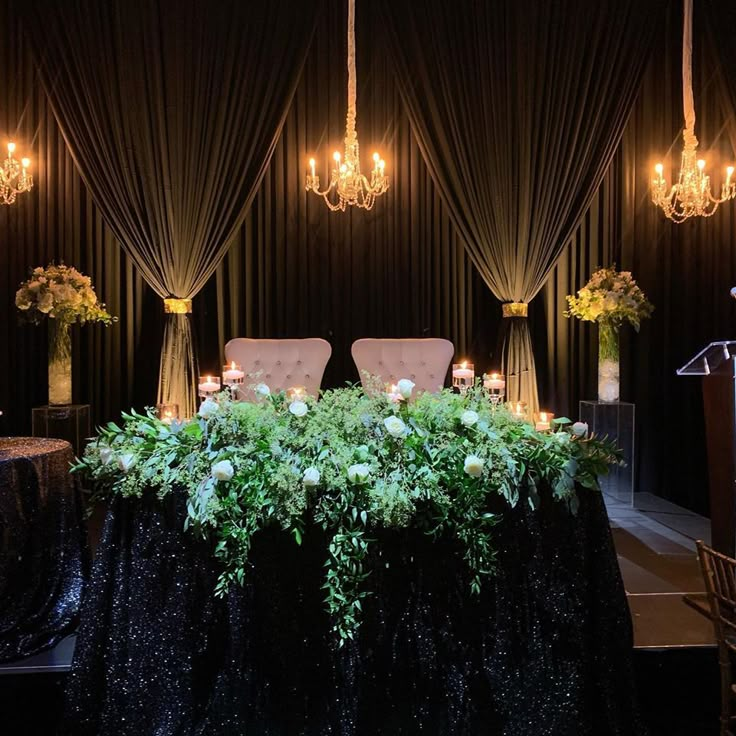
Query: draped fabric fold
xmin=379 ymin=0 xmax=666 ymax=411
xmin=18 ymin=0 xmax=320 ymax=416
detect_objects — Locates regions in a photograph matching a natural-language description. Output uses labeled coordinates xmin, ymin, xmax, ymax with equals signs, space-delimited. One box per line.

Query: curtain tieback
xmin=502 ymin=302 xmax=528 ymax=318
xmin=164 ymin=298 xmax=192 ymax=314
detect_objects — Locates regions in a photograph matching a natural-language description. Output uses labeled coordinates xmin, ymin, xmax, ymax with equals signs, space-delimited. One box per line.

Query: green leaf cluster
xmin=74 ymin=384 xmax=621 ymax=643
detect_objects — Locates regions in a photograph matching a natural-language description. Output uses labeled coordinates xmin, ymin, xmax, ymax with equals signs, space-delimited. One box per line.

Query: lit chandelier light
xmin=651 ymin=0 xmax=735 ymax=223
xmin=1 ymin=141 xmax=33 ymax=206
xmin=305 ymin=0 xmax=389 ymax=212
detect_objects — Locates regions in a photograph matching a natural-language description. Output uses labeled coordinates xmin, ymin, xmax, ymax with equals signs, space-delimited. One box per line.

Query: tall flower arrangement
xmin=16 ymin=264 xmax=116 ymax=405
xmin=565 ymin=266 xmax=653 ymax=402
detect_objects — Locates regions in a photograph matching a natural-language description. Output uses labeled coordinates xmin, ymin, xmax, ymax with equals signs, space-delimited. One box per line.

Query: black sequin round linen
xmin=65 ymin=489 xmax=644 ymax=735
xmin=0 ymin=438 xmax=89 ymax=661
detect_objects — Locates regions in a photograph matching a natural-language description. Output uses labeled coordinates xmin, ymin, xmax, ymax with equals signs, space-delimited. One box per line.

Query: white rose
xmin=302 ymin=467 xmax=321 ymax=487
xmin=572 ymin=421 xmax=589 ymax=437
xmin=255 ymin=383 xmax=271 ymax=397
xmin=198 ymin=397 xmax=219 ymax=419
xmin=117 ymin=453 xmax=135 ymax=473
xmin=383 ymin=415 xmax=407 ymax=438
xmin=212 ymin=459 xmax=234 ymax=481
xmin=347 ymin=463 xmax=371 ymax=484
xmin=289 ymin=400 xmax=308 ymax=417
xmin=463 ymin=454 xmax=484 ymax=478
xmin=461 ymin=410 xmax=479 ymax=427
xmin=99 ymin=447 xmax=114 ymax=465
xmin=397 ymin=378 xmax=415 ymax=400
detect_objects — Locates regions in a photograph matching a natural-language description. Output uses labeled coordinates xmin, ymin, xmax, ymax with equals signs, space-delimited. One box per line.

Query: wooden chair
xmin=224 ymin=338 xmax=332 ymax=400
xmin=350 ymin=338 xmax=454 ymax=394
xmin=697 ymin=540 xmax=736 ymax=736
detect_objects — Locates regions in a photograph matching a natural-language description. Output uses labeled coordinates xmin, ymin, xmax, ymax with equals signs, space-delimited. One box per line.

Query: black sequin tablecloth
xmin=65 ymin=488 xmax=643 ymax=736
xmin=0 ymin=437 xmax=89 ymax=662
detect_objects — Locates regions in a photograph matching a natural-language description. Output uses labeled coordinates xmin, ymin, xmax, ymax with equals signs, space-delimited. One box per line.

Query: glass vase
xmin=48 ymin=320 xmax=72 ymax=406
xmin=597 ymin=322 xmax=620 ymax=403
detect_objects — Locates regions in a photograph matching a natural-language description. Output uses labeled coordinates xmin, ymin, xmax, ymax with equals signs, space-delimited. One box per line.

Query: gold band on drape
xmin=164 ymin=298 xmax=192 ymax=314
xmin=502 ymin=302 xmax=528 ymax=318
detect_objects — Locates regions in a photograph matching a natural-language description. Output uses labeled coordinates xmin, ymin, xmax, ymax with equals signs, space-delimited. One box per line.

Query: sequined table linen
xmin=0 ymin=437 xmax=89 ymax=661
xmin=65 ymin=489 xmax=642 ymax=735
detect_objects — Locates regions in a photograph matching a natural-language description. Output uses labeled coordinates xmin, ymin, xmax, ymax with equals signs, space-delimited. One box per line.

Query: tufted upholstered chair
xmin=351 ymin=338 xmax=454 ymax=394
xmin=224 ymin=338 xmax=332 ymax=400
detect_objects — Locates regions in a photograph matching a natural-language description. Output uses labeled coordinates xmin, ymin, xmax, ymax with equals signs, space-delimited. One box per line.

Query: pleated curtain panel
xmin=19 ymin=0 xmax=320 ymax=417
xmin=379 ymin=0 xmax=666 ymax=411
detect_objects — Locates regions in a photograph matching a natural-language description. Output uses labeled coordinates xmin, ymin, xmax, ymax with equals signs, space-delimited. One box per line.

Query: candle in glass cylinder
xmin=452 ymin=361 xmax=474 ymax=391
xmin=156 ymin=403 xmax=179 ymax=424
xmin=483 ymin=372 xmax=506 ymax=391
xmin=287 ymin=385 xmax=307 ymax=402
xmin=198 ymin=375 xmax=221 ymax=397
xmin=222 ymin=361 xmax=245 ymax=385
xmin=510 ymin=401 xmax=527 ymax=419
xmin=386 ymin=383 xmax=402 ymax=403
xmin=535 ymin=411 xmax=554 ymax=431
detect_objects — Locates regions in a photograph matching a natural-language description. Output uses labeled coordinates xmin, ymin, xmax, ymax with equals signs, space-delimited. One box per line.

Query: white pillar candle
xmin=222 ymin=361 xmax=245 ymax=384
xmin=198 ymin=375 xmax=221 ymax=395
xmin=483 ymin=372 xmax=506 ymax=390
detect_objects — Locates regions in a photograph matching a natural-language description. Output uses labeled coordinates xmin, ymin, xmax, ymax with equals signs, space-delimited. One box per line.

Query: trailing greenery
xmin=74 ymin=382 xmax=620 ymax=643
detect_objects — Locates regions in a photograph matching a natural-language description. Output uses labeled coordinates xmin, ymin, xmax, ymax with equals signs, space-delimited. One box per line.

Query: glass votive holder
xmin=483 ymin=372 xmax=506 ymax=404
xmin=222 ymin=361 xmax=245 ymax=388
xmin=198 ymin=375 xmax=221 ymax=398
xmin=156 ymin=404 xmax=179 ymax=424
xmin=534 ymin=411 xmax=554 ymax=432
xmin=385 ymin=383 xmax=402 ymax=403
xmin=286 ymin=385 xmax=307 ymax=402
xmin=508 ymin=400 xmax=528 ymax=420
xmin=452 ymin=361 xmax=475 ymax=392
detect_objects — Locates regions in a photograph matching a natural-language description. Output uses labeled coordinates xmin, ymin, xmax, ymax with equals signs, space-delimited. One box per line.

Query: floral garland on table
xmin=564 ymin=265 xmax=653 ymax=329
xmin=15 ymin=263 xmax=115 ymax=325
xmin=75 ymin=380 xmax=620 ymax=643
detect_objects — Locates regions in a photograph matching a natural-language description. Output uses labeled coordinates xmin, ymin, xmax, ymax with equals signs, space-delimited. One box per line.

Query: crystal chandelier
xmin=306 ymin=0 xmax=388 ymax=212
xmin=651 ymin=0 xmax=735 ymax=223
xmin=1 ymin=142 xmax=33 ymax=206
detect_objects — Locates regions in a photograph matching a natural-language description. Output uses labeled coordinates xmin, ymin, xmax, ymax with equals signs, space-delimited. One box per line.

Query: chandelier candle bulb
xmin=198 ymin=375 xmax=221 ymax=398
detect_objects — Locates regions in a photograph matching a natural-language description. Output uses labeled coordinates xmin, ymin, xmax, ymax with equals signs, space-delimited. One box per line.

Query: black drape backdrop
xmin=2 ymin=0 xmax=736 ymax=515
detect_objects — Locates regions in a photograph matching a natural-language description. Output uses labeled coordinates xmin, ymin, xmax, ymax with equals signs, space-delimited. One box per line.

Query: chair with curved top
xmin=350 ymin=338 xmax=454 ymax=394
xmin=224 ymin=338 xmax=332 ymax=400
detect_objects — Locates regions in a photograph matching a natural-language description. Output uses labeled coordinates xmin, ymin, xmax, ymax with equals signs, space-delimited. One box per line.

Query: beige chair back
xmin=351 ymin=338 xmax=454 ymax=394
xmin=224 ymin=338 xmax=332 ymax=400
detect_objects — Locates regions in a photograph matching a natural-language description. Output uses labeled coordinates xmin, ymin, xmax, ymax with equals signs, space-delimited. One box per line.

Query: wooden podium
xmin=678 ymin=341 xmax=736 ymax=556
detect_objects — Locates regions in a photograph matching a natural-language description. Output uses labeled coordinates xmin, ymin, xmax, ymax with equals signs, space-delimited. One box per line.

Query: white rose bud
xmin=347 ymin=463 xmax=371 ymax=484
xmin=211 ymin=459 xmax=235 ymax=481
xmin=255 ymin=383 xmax=271 ymax=397
xmin=117 ymin=453 xmax=135 ymax=473
xmin=383 ymin=415 xmax=407 ymax=438
xmin=461 ymin=410 xmax=479 ymax=427
xmin=302 ymin=467 xmax=321 ymax=487
xmin=572 ymin=421 xmax=589 ymax=437
xmin=99 ymin=446 xmax=114 ymax=465
xmin=197 ymin=397 xmax=219 ymax=419
xmin=289 ymin=400 xmax=309 ymax=417
xmin=397 ymin=378 xmax=415 ymax=400
xmin=463 ymin=454 xmax=484 ymax=478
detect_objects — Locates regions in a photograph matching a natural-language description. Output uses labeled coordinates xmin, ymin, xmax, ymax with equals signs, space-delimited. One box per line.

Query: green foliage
xmin=74 ymin=384 xmax=621 ymax=643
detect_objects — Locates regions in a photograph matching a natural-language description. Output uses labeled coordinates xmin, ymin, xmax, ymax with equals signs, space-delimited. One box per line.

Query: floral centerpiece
xmin=565 ymin=266 xmax=653 ymax=402
xmin=75 ymin=381 xmax=619 ymax=643
xmin=16 ymin=264 xmax=116 ymax=405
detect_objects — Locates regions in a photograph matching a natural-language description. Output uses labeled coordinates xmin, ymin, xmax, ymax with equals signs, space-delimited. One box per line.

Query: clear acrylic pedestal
xmin=579 ymin=400 xmax=635 ymax=505
xmin=32 ymin=404 xmax=91 ymax=457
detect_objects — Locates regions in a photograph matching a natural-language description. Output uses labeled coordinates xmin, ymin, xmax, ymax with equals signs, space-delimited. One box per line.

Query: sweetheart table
xmin=64 ymin=486 xmax=643 ymax=736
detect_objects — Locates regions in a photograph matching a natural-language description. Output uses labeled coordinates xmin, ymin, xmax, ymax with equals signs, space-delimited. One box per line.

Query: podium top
xmin=677 ymin=341 xmax=736 ymax=376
